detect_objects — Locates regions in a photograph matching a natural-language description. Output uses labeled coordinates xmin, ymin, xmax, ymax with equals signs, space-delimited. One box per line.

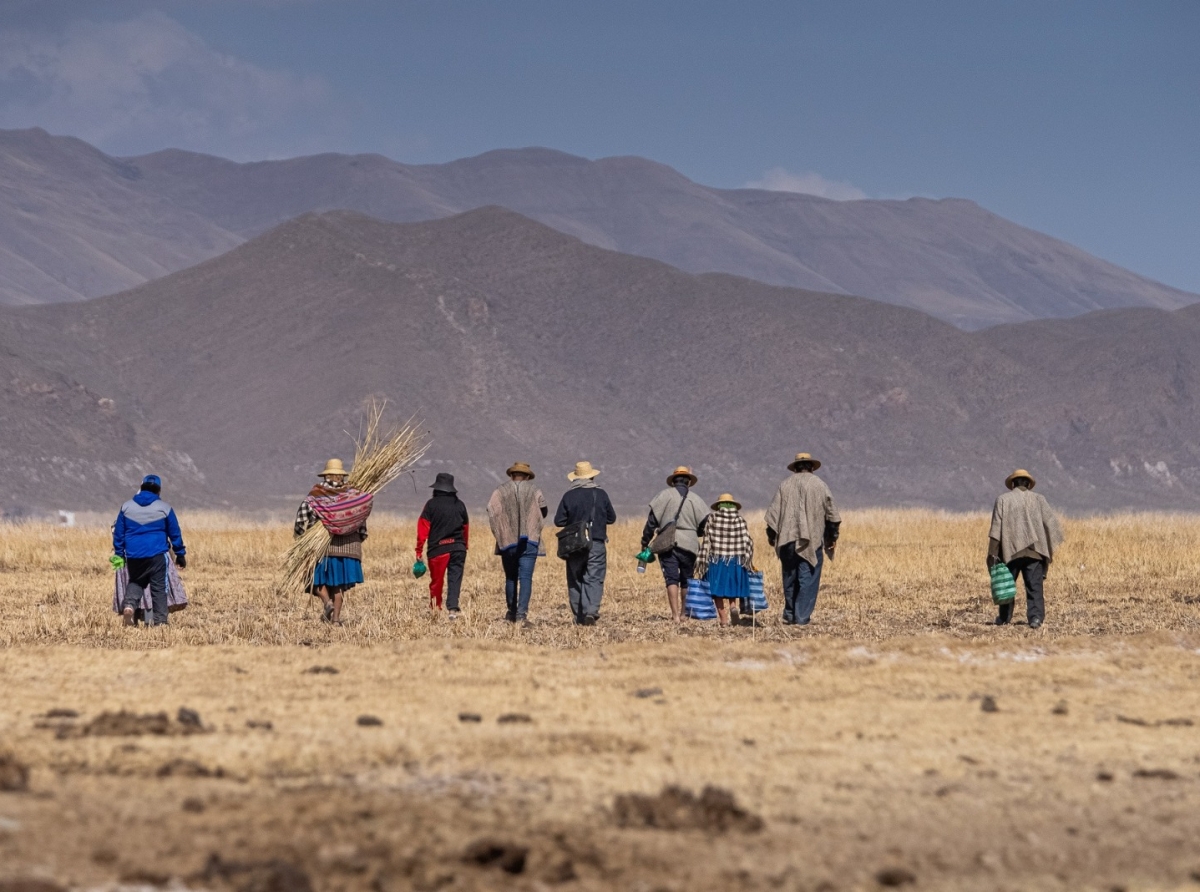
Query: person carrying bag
xmin=640 ymin=465 xmax=709 ymax=623
xmin=553 ymin=462 xmax=617 ymax=625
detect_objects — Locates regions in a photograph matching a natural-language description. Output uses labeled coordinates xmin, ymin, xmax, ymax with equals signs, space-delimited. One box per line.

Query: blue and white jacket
xmin=113 ymin=491 xmax=186 ymax=560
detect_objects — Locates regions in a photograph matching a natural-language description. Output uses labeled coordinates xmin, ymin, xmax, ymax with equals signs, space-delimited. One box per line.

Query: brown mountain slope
xmin=0 ymin=128 xmax=242 ymax=306
xmin=2 ymin=129 xmax=1194 ymax=328
xmin=1 ymin=208 xmax=1198 ymax=515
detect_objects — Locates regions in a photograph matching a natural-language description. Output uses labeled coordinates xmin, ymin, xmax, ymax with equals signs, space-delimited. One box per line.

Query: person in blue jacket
xmin=113 ymin=474 xmax=187 ymax=627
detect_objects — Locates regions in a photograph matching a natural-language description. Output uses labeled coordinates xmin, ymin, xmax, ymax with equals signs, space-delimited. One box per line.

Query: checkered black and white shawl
xmin=294 ymin=500 xmax=319 ymax=536
xmin=695 ymin=506 xmax=754 ymax=576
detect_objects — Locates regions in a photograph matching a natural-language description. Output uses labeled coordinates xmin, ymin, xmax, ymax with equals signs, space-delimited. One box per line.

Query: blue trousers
xmin=780 ymin=543 xmax=824 ymax=624
xmin=500 ymin=540 xmax=538 ymax=620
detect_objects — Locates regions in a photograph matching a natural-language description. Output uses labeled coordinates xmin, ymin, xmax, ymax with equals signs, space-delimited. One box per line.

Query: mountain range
xmin=0 ymin=207 xmax=1196 ymax=516
xmin=2 ymin=127 xmax=1195 ymax=329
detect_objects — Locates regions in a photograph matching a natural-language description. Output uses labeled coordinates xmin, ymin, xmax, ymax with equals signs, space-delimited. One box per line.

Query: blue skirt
xmin=706 ymin=557 xmax=749 ymax=599
xmin=313 ymin=556 xmax=364 ymax=589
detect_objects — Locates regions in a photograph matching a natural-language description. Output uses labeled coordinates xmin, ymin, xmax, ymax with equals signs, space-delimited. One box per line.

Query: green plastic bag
xmin=990 ymin=562 xmax=1016 ymax=604
xmin=412 ymin=559 xmax=427 ymax=579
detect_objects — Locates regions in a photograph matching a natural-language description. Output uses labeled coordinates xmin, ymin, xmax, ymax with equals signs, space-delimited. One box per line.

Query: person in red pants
xmin=416 ymin=472 xmax=469 ymax=618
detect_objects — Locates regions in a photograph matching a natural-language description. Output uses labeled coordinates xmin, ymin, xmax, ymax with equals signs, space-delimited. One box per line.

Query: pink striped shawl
xmin=306 ymin=488 xmax=374 ymax=535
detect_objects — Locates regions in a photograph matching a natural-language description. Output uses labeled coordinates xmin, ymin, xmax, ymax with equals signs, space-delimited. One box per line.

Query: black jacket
xmin=554 ymin=486 xmax=617 ymax=543
xmin=417 ymin=493 xmax=469 ymax=558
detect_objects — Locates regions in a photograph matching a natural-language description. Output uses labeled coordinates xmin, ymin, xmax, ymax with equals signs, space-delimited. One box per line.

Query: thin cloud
xmin=745 ymin=167 xmax=868 ymax=201
xmin=0 ymin=11 xmax=343 ymax=158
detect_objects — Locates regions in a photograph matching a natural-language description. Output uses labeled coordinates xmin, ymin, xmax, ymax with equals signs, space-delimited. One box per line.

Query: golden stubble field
xmin=2 ymin=511 xmax=1200 ymax=892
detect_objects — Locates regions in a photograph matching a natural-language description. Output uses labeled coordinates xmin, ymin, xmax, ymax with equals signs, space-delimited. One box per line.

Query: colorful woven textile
xmin=306 ymin=488 xmax=374 ymax=535
xmin=990 ymin=562 xmax=1017 ymax=604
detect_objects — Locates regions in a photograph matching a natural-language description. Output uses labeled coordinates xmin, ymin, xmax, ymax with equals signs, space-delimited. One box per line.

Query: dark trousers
xmin=566 ymin=540 xmax=606 ymax=623
xmin=780 ymin=543 xmax=824 ymax=625
xmin=125 ymin=553 xmax=169 ymax=626
xmin=429 ymin=551 xmax=466 ymax=610
xmin=658 ymin=546 xmax=696 ymax=592
xmin=501 ymin=540 xmax=538 ymax=620
xmin=998 ymin=557 xmax=1046 ymax=624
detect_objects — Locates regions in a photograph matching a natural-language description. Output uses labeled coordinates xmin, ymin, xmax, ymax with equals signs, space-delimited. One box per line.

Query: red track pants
xmin=427 ymin=551 xmax=465 ymax=610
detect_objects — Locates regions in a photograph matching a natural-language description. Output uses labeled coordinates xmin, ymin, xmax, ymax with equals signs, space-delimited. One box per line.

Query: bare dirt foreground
xmin=2 ymin=512 xmax=1200 ymax=892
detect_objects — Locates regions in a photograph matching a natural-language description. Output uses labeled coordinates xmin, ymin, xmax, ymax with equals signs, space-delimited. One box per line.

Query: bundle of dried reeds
xmin=279 ymin=402 xmax=429 ymax=595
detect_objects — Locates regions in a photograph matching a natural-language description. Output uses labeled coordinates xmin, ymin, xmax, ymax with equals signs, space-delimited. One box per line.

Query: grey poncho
xmin=486 ymin=480 xmax=547 ymax=553
xmin=764 ymin=472 xmax=841 ymax=567
xmin=647 ymin=487 xmax=710 ymax=556
xmin=988 ymin=488 xmax=1065 ymax=563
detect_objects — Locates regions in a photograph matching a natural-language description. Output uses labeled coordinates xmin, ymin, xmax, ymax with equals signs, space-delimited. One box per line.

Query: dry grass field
xmin=3 ymin=511 xmax=1200 ymax=892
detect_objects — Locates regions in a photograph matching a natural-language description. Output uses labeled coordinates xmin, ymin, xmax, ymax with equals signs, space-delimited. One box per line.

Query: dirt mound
xmin=193 ymin=853 xmax=313 ymax=892
xmin=612 ymin=784 xmax=763 ymax=833
xmin=0 ymin=752 xmax=30 ymax=792
xmin=156 ymin=759 xmax=225 ymax=779
xmin=462 ymin=839 xmax=528 ymax=875
xmin=75 ymin=708 xmax=208 ymax=738
xmin=0 ymin=881 xmax=64 ymax=892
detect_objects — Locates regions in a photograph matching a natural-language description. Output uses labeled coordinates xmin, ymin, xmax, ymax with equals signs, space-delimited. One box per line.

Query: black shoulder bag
xmin=648 ymin=492 xmax=689 ymax=555
xmin=556 ymin=490 xmax=598 ymax=559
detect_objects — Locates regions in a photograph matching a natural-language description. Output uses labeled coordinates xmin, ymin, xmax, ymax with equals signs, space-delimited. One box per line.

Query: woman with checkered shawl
xmin=695 ymin=493 xmax=754 ymax=627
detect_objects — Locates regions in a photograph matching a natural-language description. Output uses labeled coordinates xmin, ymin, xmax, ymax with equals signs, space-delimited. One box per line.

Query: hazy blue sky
xmin=2 ymin=1 xmax=1196 ymax=291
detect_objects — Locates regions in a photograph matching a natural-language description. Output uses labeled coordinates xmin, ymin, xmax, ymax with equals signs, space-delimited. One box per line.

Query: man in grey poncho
xmin=988 ymin=469 xmax=1065 ymax=629
xmin=765 ymin=452 xmax=841 ymax=626
xmin=486 ymin=462 xmax=548 ymax=624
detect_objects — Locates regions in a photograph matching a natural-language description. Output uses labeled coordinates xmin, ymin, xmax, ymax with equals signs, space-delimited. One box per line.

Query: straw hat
xmin=711 ymin=492 xmax=742 ymax=510
xmin=787 ymin=452 xmax=822 ymax=472
xmin=507 ymin=462 xmax=535 ymax=480
xmin=666 ymin=465 xmax=698 ymax=487
xmin=320 ymin=458 xmax=349 ymax=478
xmin=1006 ymin=469 xmax=1036 ymax=490
xmin=567 ymin=460 xmax=601 ymax=481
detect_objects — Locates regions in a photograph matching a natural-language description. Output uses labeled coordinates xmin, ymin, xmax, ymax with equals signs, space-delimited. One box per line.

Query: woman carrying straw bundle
xmin=294 ymin=458 xmax=372 ymax=624
xmin=695 ymin=493 xmax=754 ymax=628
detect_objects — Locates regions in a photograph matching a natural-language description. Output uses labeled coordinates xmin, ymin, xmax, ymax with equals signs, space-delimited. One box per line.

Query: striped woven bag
xmin=989 ymin=562 xmax=1017 ymax=604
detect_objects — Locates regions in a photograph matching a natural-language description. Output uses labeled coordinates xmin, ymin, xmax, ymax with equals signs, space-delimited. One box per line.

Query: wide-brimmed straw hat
xmin=711 ymin=492 xmax=742 ymax=510
xmin=666 ymin=465 xmax=698 ymax=487
xmin=320 ymin=458 xmax=349 ymax=478
xmin=507 ymin=462 xmax=535 ymax=480
xmin=567 ymin=461 xmax=601 ymax=481
xmin=1006 ymin=469 xmax=1036 ymax=490
xmin=787 ymin=452 xmax=822 ymax=472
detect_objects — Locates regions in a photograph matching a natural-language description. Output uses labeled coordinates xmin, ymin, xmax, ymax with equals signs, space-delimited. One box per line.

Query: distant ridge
xmin=1 ymin=207 xmax=1198 ymax=514
xmin=1 ymin=127 xmax=1194 ymax=327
